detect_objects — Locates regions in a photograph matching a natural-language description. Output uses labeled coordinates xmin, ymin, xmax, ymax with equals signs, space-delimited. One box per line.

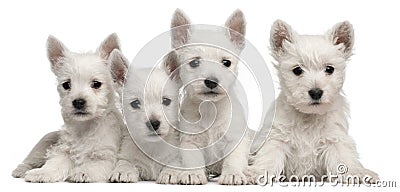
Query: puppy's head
xmin=168 ymin=9 xmax=246 ymax=102
xmin=47 ymin=34 xmax=128 ymax=122
xmin=123 ymin=66 xmax=179 ymax=141
xmin=270 ymin=20 xmax=353 ymax=114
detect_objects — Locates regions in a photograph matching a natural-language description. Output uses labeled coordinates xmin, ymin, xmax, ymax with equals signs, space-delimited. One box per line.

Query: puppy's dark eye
xmin=222 ymin=59 xmax=231 ymax=67
xmin=189 ymin=59 xmax=200 ymax=68
xmin=292 ymin=66 xmax=303 ymax=76
xmin=62 ymin=81 xmax=71 ymax=90
xmin=162 ymin=97 xmax=171 ymax=106
xmin=91 ymin=81 xmax=102 ymax=89
xmin=130 ymin=99 xmax=141 ymax=109
xmin=325 ymin=66 xmax=335 ymax=75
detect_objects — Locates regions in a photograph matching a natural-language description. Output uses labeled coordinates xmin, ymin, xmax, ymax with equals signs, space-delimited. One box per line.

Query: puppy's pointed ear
xmin=171 ymin=9 xmax=191 ymax=48
xmin=47 ymin=35 xmax=69 ymax=73
xmin=109 ymin=49 xmax=128 ymax=86
xmin=225 ymin=9 xmax=246 ymax=50
xmin=328 ymin=21 xmax=354 ymax=58
xmin=270 ymin=20 xmax=296 ymax=57
xmin=163 ymin=51 xmax=180 ymax=81
xmin=98 ymin=33 xmax=121 ymax=59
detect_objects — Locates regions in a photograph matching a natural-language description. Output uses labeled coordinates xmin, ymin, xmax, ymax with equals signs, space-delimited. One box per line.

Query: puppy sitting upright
xmin=24 ymin=34 xmax=128 ymax=182
xmin=248 ymin=20 xmax=378 ymax=183
xmin=110 ymin=56 xmax=181 ymax=183
xmin=168 ymin=9 xmax=251 ymax=185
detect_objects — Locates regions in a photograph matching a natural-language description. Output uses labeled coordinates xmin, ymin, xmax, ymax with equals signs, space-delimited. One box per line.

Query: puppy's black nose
xmin=146 ymin=120 xmax=160 ymax=131
xmin=308 ymin=88 xmax=323 ymax=100
xmin=72 ymin=98 xmax=86 ymax=110
xmin=204 ymin=78 xmax=218 ymax=89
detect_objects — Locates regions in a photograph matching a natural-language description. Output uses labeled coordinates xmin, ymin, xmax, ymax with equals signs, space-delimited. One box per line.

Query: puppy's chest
xmin=182 ymin=101 xmax=229 ymax=143
xmin=283 ymin=120 xmax=328 ymax=176
xmin=62 ymin=117 xmax=121 ymax=163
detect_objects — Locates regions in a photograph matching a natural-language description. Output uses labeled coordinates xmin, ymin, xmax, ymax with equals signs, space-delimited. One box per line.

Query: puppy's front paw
xmin=340 ymin=168 xmax=379 ymax=184
xmin=218 ymin=170 xmax=248 ymax=185
xmin=179 ymin=169 xmax=207 ymax=185
xmin=244 ymin=167 xmax=268 ymax=185
xmin=68 ymin=168 xmax=107 ymax=183
xmin=12 ymin=164 xmax=33 ymax=178
xmin=109 ymin=169 xmax=139 ymax=183
xmin=68 ymin=171 xmax=96 ymax=183
xmin=156 ymin=168 xmax=180 ymax=184
xmin=25 ymin=168 xmax=65 ymax=183
xmin=361 ymin=169 xmax=379 ymax=184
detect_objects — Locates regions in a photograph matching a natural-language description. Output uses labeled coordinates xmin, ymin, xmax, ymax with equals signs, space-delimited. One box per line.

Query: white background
xmin=0 ymin=0 xmax=399 ymax=191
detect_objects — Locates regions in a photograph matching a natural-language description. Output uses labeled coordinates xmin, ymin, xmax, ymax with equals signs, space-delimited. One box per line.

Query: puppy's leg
xmin=178 ymin=168 xmax=208 ymax=185
xmin=323 ymin=129 xmax=379 ymax=184
xmin=24 ymin=151 xmax=72 ymax=183
xmin=13 ymin=131 xmax=59 ymax=178
xmin=109 ymin=159 xmax=139 ymax=183
xmin=69 ymin=160 xmax=115 ymax=183
xmin=178 ymin=135 xmax=208 ymax=185
xmin=245 ymin=139 xmax=287 ymax=185
xmin=109 ymin=128 xmax=140 ymax=183
xmin=218 ymin=134 xmax=250 ymax=185
xmin=156 ymin=167 xmax=180 ymax=184
xmin=68 ymin=151 xmax=116 ymax=183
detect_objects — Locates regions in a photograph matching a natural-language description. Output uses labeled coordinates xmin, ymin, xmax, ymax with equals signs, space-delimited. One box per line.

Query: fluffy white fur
xmin=247 ymin=20 xmax=379 ymax=184
xmin=23 ymin=34 xmax=128 ymax=182
xmin=109 ymin=65 xmax=181 ymax=183
xmin=168 ymin=9 xmax=252 ymax=185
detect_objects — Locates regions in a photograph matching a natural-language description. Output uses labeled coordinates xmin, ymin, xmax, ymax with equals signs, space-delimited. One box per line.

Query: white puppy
xmin=110 ymin=55 xmax=181 ymax=184
xmin=247 ymin=20 xmax=379 ymax=184
xmin=23 ymin=34 xmax=128 ymax=182
xmin=167 ymin=9 xmax=251 ymax=185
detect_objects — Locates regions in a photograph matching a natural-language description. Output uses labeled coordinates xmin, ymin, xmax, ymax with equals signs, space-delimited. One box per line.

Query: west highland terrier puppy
xmin=109 ymin=54 xmax=181 ymax=184
xmin=22 ymin=34 xmax=128 ymax=182
xmin=247 ymin=20 xmax=379 ymax=184
xmin=167 ymin=9 xmax=251 ymax=185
